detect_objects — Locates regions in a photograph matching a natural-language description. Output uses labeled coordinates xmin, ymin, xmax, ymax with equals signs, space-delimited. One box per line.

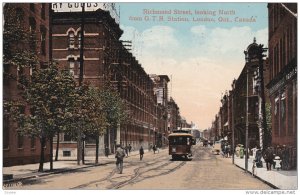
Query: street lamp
xmin=231 ymin=79 xmax=236 ymax=165
xmin=244 ymin=50 xmax=249 ymax=173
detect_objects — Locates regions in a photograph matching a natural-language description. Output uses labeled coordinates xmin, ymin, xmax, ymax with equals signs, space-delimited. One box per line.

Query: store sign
xmin=52 ymin=3 xmax=107 ymax=12
xmin=269 ymin=66 xmax=297 ymax=94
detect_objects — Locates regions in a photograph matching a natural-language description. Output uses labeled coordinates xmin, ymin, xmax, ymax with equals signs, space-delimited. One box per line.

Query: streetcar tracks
xmin=71 ymin=154 xmax=187 ymax=189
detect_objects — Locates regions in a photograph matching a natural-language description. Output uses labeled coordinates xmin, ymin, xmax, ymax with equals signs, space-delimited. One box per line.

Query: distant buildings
xmin=209 ymin=3 xmax=297 ymax=170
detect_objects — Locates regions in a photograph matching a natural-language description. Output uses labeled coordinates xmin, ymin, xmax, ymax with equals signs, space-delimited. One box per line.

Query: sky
xmin=117 ymin=2 xmax=269 ymax=130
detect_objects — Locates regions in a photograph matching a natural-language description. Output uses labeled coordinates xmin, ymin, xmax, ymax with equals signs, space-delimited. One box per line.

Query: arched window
xmin=68 ymin=31 xmax=75 ymax=48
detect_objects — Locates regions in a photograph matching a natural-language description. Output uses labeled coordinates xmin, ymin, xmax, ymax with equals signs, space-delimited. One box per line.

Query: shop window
xmin=63 ymin=151 xmax=71 ymax=157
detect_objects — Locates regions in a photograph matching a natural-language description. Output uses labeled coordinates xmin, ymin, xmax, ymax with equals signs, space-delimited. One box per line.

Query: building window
xmin=17 ymin=133 xmax=24 ymax=149
xmin=68 ymin=31 xmax=75 ymax=49
xmin=64 ymin=133 xmax=72 ymax=142
xmin=280 ymin=92 xmax=286 ymax=136
xmin=16 ymin=7 xmax=24 ymax=22
xmin=274 ymin=96 xmax=279 ymax=136
xmin=30 ymin=3 xmax=35 ymax=12
xmin=63 ymin=151 xmax=71 ymax=157
xmin=78 ymin=31 xmax=82 ymax=49
xmin=31 ymin=136 xmax=36 ymax=149
xmin=40 ymin=25 xmax=46 ymax=56
xmin=41 ymin=4 xmax=46 ymax=20
xmin=17 ymin=65 xmax=24 ymax=89
xmin=29 ymin=17 xmax=36 ymax=50
xmin=3 ymin=115 xmax=10 ymax=149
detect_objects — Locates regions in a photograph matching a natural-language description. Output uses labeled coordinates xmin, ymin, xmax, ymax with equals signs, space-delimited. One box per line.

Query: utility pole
xmin=258 ymin=45 xmax=268 ymax=150
xmin=77 ymin=3 xmax=85 ymax=165
xmin=231 ymin=80 xmax=236 ymax=165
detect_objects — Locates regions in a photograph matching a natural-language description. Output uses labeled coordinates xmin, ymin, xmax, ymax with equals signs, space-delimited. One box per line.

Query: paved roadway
xmin=4 ymin=144 xmax=273 ymax=190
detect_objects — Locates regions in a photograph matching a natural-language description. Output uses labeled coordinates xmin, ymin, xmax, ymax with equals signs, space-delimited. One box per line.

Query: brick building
xmin=267 ymin=3 xmax=297 ymax=169
xmin=211 ymin=39 xmax=269 ymax=150
xmin=150 ymin=74 xmax=170 ymax=147
xmin=3 ymin=3 xmax=51 ymax=166
xmin=51 ymin=5 xmax=164 ymax=156
xmin=167 ymin=97 xmax=180 ymax=132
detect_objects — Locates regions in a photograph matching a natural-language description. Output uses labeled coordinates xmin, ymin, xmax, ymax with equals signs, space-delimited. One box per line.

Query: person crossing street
xmin=115 ymin=144 xmax=126 ymax=174
xmin=139 ymin=146 xmax=144 ymax=160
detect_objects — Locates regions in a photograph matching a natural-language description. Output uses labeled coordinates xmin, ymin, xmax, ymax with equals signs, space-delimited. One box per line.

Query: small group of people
xmin=221 ymin=143 xmax=231 ymax=158
xmin=251 ymin=145 xmax=290 ymax=171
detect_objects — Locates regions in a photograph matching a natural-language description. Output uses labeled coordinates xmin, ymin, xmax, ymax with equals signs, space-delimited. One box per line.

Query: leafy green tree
xmin=100 ymin=86 xmax=128 ymax=150
xmin=3 ymin=4 xmax=39 ymax=83
xmin=8 ymin=64 xmax=78 ymax=172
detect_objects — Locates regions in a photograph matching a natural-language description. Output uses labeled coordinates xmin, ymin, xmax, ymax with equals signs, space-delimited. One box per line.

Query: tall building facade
xmin=51 ymin=4 xmax=167 ymax=156
xmin=3 ymin=3 xmax=51 ymax=166
xmin=211 ymin=39 xmax=269 ymax=150
xmin=267 ymin=3 xmax=297 ymax=169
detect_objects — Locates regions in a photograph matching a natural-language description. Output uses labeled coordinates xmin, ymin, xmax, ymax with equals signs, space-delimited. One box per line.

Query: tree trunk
xmin=95 ymin=136 xmax=99 ymax=164
xmin=38 ymin=137 xmax=46 ymax=172
xmin=55 ymin=132 xmax=59 ymax=161
xmin=50 ymin=136 xmax=53 ymax=171
xmin=82 ymin=138 xmax=85 ymax=165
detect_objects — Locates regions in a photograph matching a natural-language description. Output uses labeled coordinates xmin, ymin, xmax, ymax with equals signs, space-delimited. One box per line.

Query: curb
xmin=3 ymin=161 xmax=111 ymax=184
xmin=234 ymin=164 xmax=279 ymax=189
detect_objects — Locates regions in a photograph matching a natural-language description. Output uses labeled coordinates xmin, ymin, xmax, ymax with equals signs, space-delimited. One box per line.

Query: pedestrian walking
xmin=255 ymin=147 xmax=263 ymax=168
xmin=153 ymin=145 xmax=157 ymax=154
xmin=128 ymin=144 xmax=132 ymax=154
xmin=125 ymin=146 xmax=128 ymax=157
xmin=105 ymin=145 xmax=109 ymax=157
xmin=139 ymin=146 xmax=144 ymax=160
xmin=115 ymin=144 xmax=125 ymax=174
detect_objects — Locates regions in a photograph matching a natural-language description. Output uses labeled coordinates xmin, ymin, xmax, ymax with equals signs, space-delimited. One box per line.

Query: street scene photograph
xmin=1 ymin=1 xmax=298 ymax=194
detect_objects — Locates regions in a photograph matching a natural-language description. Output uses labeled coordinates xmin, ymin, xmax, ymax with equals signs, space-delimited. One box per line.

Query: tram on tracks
xmin=168 ymin=130 xmax=196 ymax=160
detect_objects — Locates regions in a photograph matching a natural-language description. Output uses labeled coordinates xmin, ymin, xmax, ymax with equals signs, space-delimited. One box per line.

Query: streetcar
xmin=168 ymin=130 xmax=196 ymax=160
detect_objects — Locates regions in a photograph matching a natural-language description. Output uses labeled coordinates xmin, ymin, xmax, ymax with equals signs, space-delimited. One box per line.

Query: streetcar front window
xmin=169 ymin=137 xmax=190 ymax=145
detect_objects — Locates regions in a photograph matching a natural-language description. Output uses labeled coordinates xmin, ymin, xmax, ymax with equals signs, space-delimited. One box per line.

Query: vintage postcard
xmin=2 ymin=2 xmax=298 ymax=194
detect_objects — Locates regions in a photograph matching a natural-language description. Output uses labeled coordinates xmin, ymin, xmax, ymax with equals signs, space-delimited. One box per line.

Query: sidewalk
xmin=232 ymin=156 xmax=298 ymax=189
xmin=2 ymin=149 xmax=143 ymax=183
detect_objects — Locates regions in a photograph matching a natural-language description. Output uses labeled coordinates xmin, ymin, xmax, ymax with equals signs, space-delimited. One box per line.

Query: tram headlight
xmin=172 ymin=147 xmax=176 ymax=153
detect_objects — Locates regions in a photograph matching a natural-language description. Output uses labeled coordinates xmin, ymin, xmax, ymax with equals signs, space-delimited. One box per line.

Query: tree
xmin=100 ymin=86 xmax=128 ymax=150
xmin=7 ymin=64 xmax=78 ymax=172
xmin=3 ymin=4 xmax=39 ymax=82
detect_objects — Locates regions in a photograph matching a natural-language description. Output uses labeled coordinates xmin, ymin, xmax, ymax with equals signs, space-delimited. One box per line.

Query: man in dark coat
xmin=139 ymin=146 xmax=144 ymax=160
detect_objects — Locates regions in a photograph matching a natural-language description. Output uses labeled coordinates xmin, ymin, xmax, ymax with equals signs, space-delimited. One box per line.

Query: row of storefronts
xmin=208 ymin=3 xmax=297 ymax=170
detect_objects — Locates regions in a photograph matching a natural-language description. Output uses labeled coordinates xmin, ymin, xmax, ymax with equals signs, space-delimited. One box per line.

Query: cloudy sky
xmin=117 ymin=2 xmax=268 ymax=129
